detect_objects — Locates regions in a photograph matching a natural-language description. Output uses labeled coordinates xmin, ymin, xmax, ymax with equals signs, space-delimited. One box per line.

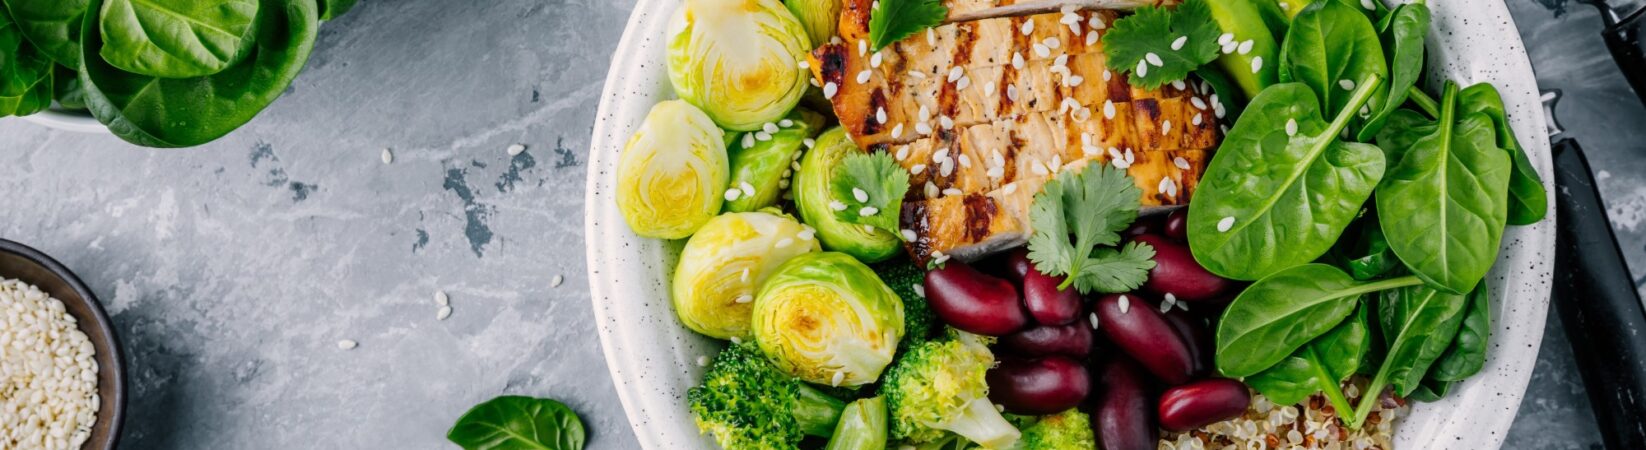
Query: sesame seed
xmin=1191 ymin=97 xmax=1207 ymax=110
xmin=1339 ymin=79 xmax=1357 ymax=90
xmin=927 ymin=28 xmax=937 ymax=46
xmin=1218 ymin=33 xmax=1235 ymax=45
xmin=895 ymin=145 xmax=910 ymax=160
xmin=1218 ymin=216 xmax=1236 ymax=232
xmin=1285 ymin=118 xmax=1298 ymax=136
xmin=1034 ymin=43 xmax=1051 ymax=58
xmin=1090 ymin=16 xmax=1106 ymax=29
xmin=901 ymin=229 xmax=917 ymax=241
xmin=1222 ymin=41 xmax=1238 ymax=54
xmin=1237 ymin=40 xmax=1255 ymax=55
xmin=823 ymin=82 xmax=838 ymax=99
xmin=891 ymin=123 xmax=905 ymax=139
xmin=740 ymin=268 xmax=750 ymax=283
xmin=810 ymin=77 xmax=821 ymax=87
xmin=1004 ymin=183 xmax=1018 ymax=195
xmin=1103 ymin=100 xmax=1117 ymax=119
xmin=1251 ymin=56 xmax=1264 ymax=73
xmin=763 ymin=122 xmax=780 ymax=134
xmin=913 ymin=284 xmax=926 ymax=298
xmin=725 ymin=189 xmax=742 ymax=201
xmin=1086 ymin=31 xmax=1100 ymax=46
xmin=802 ymin=138 xmax=816 ymax=149
xmin=1136 ymin=59 xmax=1149 ymax=77
xmin=911 ymin=164 xmax=927 ymax=175
xmin=381 ymin=148 xmax=393 ymax=164
xmin=507 ymin=144 xmax=527 ymax=156
xmin=1044 ymin=37 xmax=1061 ymax=49
xmin=870 ymin=52 xmax=884 ymax=68
xmin=1007 ymin=85 xmax=1019 ymax=101
xmin=1012 ymin=52 xmax=1025 ymax=70
xmin=856 ymin=70 xmax=872 ymax=84
xmin=943 ymin=188 xmax=963 ymax=196
xmin=876 ymin=107 xmax=888 ymax=124
xmin=1089 ymin=312 xmax=1100 ymax=329
xmin=1021 ymin=20 xmax=1034 ymax=35
xmin=1175 ymin=156 xmax=1191 ymax=170
xmin=1162 ymin=120 xmax=1172 ymax=135
xmin=917 ymin=105 xmax=931 ymax=122
xmin=740 ymin=181 xmax=755 ymax=197
xmin=697 ymin=356 xmax=711 ymax=367
xmin=798 ymin=227 xmax=816 ymax=240
xmin=1171 ymin=36 xmax=1188 ymax=51
xmin=915 ymin=122 xmax=933 ymax=135
xmin=988 ymin=166 xmax=1005 ymax=178
xmin=798 ymin=60 xmax=810 ymax=70
xmin=832 ymin=371 xmax=846 ymax=387
xmin=948 ymin=66 xmax=964 ymax=82
xmin=780 ymin=119 xmax=794 ymax=127
xmin=858 ymin=40 xmax=867 ymax=56
xmin=742 ymin=133 xmax=756 ymax=149
xmin=956 ymin=75 xmax=971 ymax=90
xmin=1119 ymin=295 xmax=1131 ymax=314
xmin=1067 ymin=75 xmax=1084 ymax=87
xmin=908 ymin=70 xmax=927 ymax=79
xmin=939 ymin=115 xmax=955 ymax=130
xmin=1102 ymin=69 xmax=1113 ymax=81
xmin=1172 ymin=79 xmax=1187 ymax=90
xmin=435 ymin=290 xmax=449 ymax=306
xmin=1192 ymin=113 xmax=1204 ymax=126
xmin=829 ymin=200 xmax=848 ymax=211
xmin=853 ymin=187 xmax=870 ymax=203
xmin=338 ymin=340 xmax=358 ymax=350
xmin=1361 ymin=0 xmax=1375 ymax=9
xmin=958 ymin=154 xmax=972 ymax=168
xmin=983 ymin=81 xmax=996 ymax=96
xmin=776 ymin=237 xmax=795 ymax=248
xmin=731 ymin=336 xmax=743 ymax=344
xmin=940 ymin=159 xmax=955 ymax=176
xmin=437 ymin=306 xmax=453 ymax=321
xmin=925 ymin=181 xmax=939 ymax=197
xmin=552 ymin=274 xmax=565 ymax=287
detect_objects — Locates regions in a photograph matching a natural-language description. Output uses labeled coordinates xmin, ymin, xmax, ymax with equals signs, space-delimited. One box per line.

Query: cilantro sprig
xmin=868 ymin=0 xmax=948 ymax=51
xmin=831 ymin=152 xmax=911 ymax=237
xmin=1101 ymin=0 xmax=1222 ymax=89
xmin=1026 ymin=164 xmax=1156 ymax=294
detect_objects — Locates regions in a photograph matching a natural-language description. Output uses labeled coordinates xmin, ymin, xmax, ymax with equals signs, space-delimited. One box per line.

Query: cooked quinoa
xmin=0 ymin=279 xmax=100 ymax=449
xmin=1161 ymin=384 xmax=1407 ymax=450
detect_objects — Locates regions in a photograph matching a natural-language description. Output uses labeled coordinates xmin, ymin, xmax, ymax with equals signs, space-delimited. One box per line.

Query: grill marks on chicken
xmin=811 ymin=0 xmax=1223 ymax=265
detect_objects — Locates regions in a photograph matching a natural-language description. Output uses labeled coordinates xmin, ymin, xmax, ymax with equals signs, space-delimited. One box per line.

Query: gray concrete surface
xmin=0 ymin=0 xmax=1638 ymax=448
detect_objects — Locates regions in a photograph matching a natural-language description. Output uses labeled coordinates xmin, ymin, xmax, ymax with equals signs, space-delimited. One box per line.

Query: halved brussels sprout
xmin=753 ymin=251 xmax=905 ymax=387
xmin=794 ymin=128 xmax=903 ymax=263
xmin=724 ymin=108 xmax=825 ymax=213
xmin=784 ymin=0 xmax=841 ymax=50
xmin=673 ymin=210 xmax=820 ymax=339
xmin=617 ymin=100 xmax=728 ymax=239
xmin=667 ymin=0 xmax=811 ymax=131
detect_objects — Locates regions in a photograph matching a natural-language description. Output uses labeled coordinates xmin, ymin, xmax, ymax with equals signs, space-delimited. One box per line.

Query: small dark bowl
xmin=0 ymin=239 xmax=126 ymax=449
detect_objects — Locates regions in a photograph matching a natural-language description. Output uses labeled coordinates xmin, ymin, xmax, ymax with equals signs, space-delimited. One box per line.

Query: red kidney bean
xmin=982 ymin=248 xmax=1033 ymax=283
xmin=925 ymin=262 xmax=1029 ymax=336
xmin=1163 ymin=209 xmax=1188 ymax=241
xmin=1158 ymin=379 xmax=1252 ymax=432
xmin=1000 ymin=322 xmax=1094 ymax=358
xmin=1093 ymin=293 xmax=1195 ymax=385
xmin=1093 ymin=357 xmax=1156 ymax=450
xmin=1161 ymin=310 xmax=1212 ymax=378
xmin=1133 ymin=234 xmax=1232 ymax=302
xmin=1124 ymin=214 xmax=1162 ymax=239
xmin=987 ymin=356 xmax=1090 ymax=415
xmin=1022 ymin=269 xmax=1081 ymax=325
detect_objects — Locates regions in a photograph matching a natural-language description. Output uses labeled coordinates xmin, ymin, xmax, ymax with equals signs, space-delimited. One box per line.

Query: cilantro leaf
xmin=1073 ymin=242 xmax=1157 ymax=294
xmin=1027 ymin=164 xmax=1144 ymax=293
xmin=831 ymin=152 xmax=911 ymax=237
xmin=1101 ymin=0 xmax=1222 ymax=89
xmin=868 ymin=0 xmax=947 ymax=51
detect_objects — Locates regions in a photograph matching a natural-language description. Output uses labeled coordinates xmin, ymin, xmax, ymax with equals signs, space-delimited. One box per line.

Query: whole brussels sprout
xmin=667 ymin=0 xmax=812 ymax=131
xmin=674 ymin=211 xmax=820 ymax=339
xmin=784 ymin=0 xmax=841 ymax=50
xmin=725 ymin=108 xmax=825 ymax=213
xmin=753 ymin=251 xmax=905 ymax=387
xmin=794 ymin=128 xmax=903 ymax=263
xmin=616 ymin=100 xmax=727 ymax=239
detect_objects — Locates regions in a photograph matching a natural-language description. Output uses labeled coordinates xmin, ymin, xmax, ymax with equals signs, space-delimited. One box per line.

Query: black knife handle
xmin=1552 ymin=138 xmax=1646 ymax=450
xmin=1594 ymin=2 xmax=1646 ymax=106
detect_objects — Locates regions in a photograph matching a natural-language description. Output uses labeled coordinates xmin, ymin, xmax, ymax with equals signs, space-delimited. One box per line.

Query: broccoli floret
xmin=1012 ymin=409 xmax=1094 ymax=450
xmin=882 ymin=330 xmax=1022 ymax=449
xmin=871 ymin=258 xmax=937 ymax=349
xmin=689 ymin=342 xmax=847 ymax=450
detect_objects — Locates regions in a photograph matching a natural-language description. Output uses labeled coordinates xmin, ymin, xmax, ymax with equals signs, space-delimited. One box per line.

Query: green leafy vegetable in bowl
xmin=883 ymin=330 xmax=1020 ymax=449
xmin=96 ymin=0 xmax=260 ymax=78
xmin=830 ymin=151 xmax=911 ymax=238
xmin=447 ymin=396 xmax=587 ymax=450
xmin=673 ymin=210 xmax=819 ymax=340
xmin=793 ymin=127 xmax=903 ymax=263
xmin=615 ymin=100 xmax=729 ymax=240
xmin=866 ymin=0 xmax=946 ymax=51
xmin=1100 ymin=0 xmax=1221 ymax=90
xmin=3 ymin=0 xmax=88 ymax=67
xmin=752 ymin=251 xmax=905 ymax=387
xmin=724 ymin=109 xmax=824 ymax=213
xmin=824 ymin=396 xmax=889 ymax=450
xmin=690 ymin=341 xmax=848 ymax=449
xmin=0 ymin=5 xmax=53 ymax=117
xmin=667 ymin=0 xmax=812 ymax=131
xmin=1025 ymin=163 xmax=1156 ymax=294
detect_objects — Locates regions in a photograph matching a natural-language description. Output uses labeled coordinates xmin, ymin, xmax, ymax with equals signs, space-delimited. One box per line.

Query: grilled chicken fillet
xmin=810 ymin=0 xmax=1223 ymax=266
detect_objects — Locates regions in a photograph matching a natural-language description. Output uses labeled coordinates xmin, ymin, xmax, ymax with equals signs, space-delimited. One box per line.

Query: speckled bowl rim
xmin=0 ymin=239 xmax=127 ymax=450
xmin=583 ymin=1 xmax=1556 ymax=448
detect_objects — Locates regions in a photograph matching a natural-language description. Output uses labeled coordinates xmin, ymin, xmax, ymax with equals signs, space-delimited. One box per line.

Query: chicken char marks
xmin=810 ymin=0 xmax=1221 ymax=267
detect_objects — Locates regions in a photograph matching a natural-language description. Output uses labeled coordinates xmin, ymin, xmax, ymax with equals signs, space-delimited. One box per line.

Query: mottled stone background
xmin=0 ymin=0 xmax=1637 ymax=448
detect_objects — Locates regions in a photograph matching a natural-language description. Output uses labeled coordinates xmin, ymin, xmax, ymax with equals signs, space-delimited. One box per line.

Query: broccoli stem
xmin=825 ymin=396 xmax=888 ymax=450
xmin=795 ymin=384 xmax=849 ymax=437
xmin=940 ymin=398 xmax=1022 ymax=449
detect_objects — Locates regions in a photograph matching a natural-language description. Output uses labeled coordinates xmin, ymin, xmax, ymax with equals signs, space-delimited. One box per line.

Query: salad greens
xmin=1358 ymin=2 xmax=1428 ymax=141
xmin=1245 ymin=303 xmax=1370 ymax=412
xmin=97 ymin=0 xmax=260 ymax=78
xmin=2 ymin=0 xmax=87 ymax=66
xmin=0 ymin=5 xmax=53 ymax=117
xmin=866 ymin=0 xmax=946 ymax=51
xmin=447 ymin=396 xmax=587 ymax=450
xmin=831 ymin=152 xmax=911 ymax=237
xmin=1279 ymin=0 xmax=1387 ymax=125
xmin=1214 ymin=264 xmax=1418 ymax=378
xmin=1100 ymin=0 xmax=1221 ymax=89
xmin=1458 ymin=82 xmax=1549 ymax=225
xmin=1025 ymin=164 xmax=1156 ymax=294
xmin=725 ymin=109 xmax=824 ymax=213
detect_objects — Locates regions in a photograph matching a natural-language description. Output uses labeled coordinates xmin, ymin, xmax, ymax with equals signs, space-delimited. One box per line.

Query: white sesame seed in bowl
xmin=0 ymin=240 xmax=125 ymax=450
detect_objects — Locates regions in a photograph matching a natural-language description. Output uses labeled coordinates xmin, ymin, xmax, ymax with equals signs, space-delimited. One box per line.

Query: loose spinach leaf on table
xmin=1214 ymin=264 xmax=1418 ymax=377
xmin=1459 ymin=82 xmax=1548 ymax=225
xmin=0 ymin=5 xmax=53 ymax=117
xmin=1375 ymin=82 xmax=1512 ymax=295
xmin=1246 ymin=303 xmax=1370 ymax=410
xmin=2 ymin=0 xmax=89 ymax=66
xmin=1358 ymin=3 xmax=1429 ymax=141
xmin=1186 ymin=78 xmax=1386 ymax=281
xmin=80 ymin=0 xmax=318 ymax=148
xmin=1279 ymin=0 xmax=1386 ymax=130
xmin=448 ymin=396 xmax=588 ymax=450
xmin=1429 ymin=282 xmax=1491 ymax=381
xmin=98 ymin=0 xmax=260 ymax=78
xmin=319 ymin=0 xmax=359 ymax=21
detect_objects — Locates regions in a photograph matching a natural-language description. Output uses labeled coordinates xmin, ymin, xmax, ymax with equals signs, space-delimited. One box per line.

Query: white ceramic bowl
xmin=19 ymin=108 xmax=110 ymax=134
xmin=584 ymin=1 xmax=1556 ymax=448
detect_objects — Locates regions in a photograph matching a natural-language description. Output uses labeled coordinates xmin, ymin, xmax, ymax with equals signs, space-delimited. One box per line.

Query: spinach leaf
xmin=1429 ymin=282 xmax=1491 ymax=381
xmin=80 ymin=0 xmax=318 ymax=147
xmin=98 ymin=0 xmax=259 ymax=78
xmin=318 ymin=0 xmax=358 ymax=20
xmin=1279 ymin=0 xmax=1386 ymax=129
xmin=2 ymin=0 xmax=89 ymax=66
xmin=448 ymin=396 xmax=587 ymax=450
xmin=1332 ymin=210 xmax=1400 ymax=281
xmin=0 ymin=5 xmax=52 ymax=117
xmin=1404 ymin=376 xmax=1456 ymax=403
xmin=1186 ymin=78 xmax=1386 ymax=281
xmin=51 ymin=64 xmax=84 ymax=109
xmin=1246 ymin=303 xmax=1370 ymax=409
xmin=1459 ymin=82 xmax=1548 ymax=225
xmin=1375 ymin=82 xmax=1512 ymax=294
xmin=1357 ymin=3 xmax=1428 ymax=141
xmin=1214 ymin=263 xmax=1419 ymax=377
xmin=1370 ymin=107 xmax=1427 ymax=163
xmin=1347 ymin=283 xmax=1468 ymax=427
